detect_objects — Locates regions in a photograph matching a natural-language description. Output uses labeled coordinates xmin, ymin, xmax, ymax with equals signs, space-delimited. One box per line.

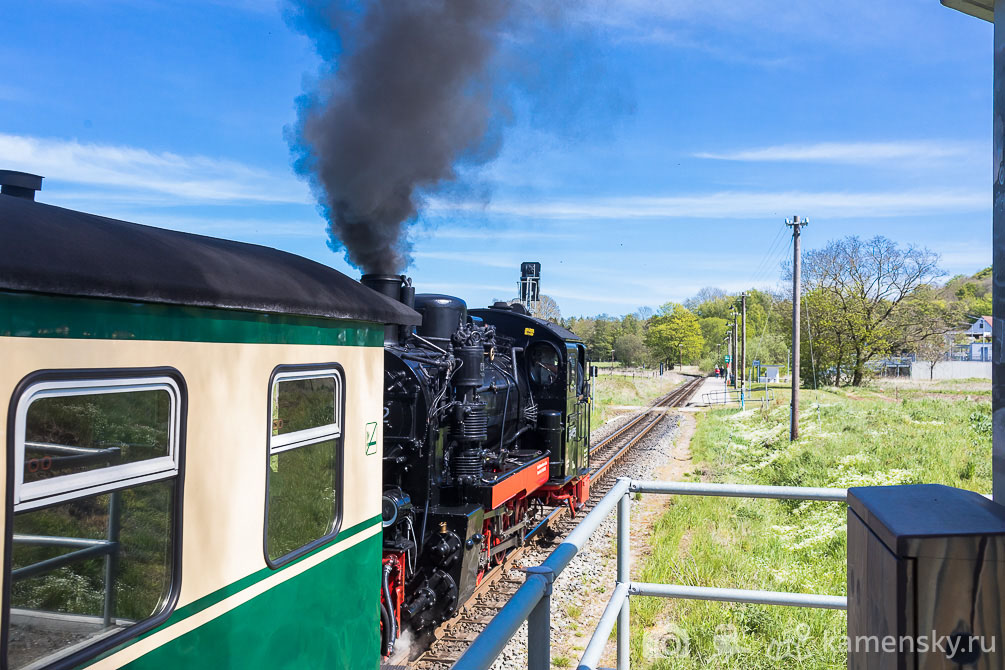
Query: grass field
xmin=590 ymin=371 xmax=682 ymax=427
xmin=632 ymin=383 xmax=992 ymax=668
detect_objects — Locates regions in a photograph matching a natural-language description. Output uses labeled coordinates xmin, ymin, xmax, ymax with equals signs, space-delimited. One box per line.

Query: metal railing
xmin=452 ymin=478 xmax=846 ymax=670
xmin=702 ymin=385 xmax=774 ymax=407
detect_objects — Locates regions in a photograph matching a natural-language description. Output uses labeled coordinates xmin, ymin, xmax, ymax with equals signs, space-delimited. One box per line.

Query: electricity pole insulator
xmin=787 ymin=215 xmax=809 ymax=441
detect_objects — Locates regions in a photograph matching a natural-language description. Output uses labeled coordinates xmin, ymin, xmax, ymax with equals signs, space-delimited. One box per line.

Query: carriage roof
xmin=0 ymin=194 xmax=420 ymax=326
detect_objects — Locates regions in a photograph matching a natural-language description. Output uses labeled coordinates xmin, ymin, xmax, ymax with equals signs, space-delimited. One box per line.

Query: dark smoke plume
xmin=286 ymin=1 xmax=515 ymax=274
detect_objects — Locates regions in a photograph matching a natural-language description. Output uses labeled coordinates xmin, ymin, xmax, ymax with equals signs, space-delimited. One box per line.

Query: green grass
xmin=590 ymin=373 xmax=680 ymax=427
xmin=632 ymin=388 xmax=991 ymax=668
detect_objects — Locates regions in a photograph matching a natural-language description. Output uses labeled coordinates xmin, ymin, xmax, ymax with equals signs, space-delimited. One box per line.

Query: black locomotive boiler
xmin=361 ymin=274 xmax=591 ymax=654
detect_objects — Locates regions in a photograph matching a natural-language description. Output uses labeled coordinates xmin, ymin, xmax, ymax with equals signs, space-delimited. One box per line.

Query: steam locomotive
xmin=361 ymin=272 xmax=592 ymax=655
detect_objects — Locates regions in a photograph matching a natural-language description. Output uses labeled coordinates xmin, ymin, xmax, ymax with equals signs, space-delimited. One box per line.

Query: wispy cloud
xmin=412 ymin=251 xmax=523 ymax=270
xmin=575 ymin=0 xmax=942 ymax=52
xmin=420 ymin=282 xmax=515 ymax=296
xmin=938 ymin=243 xmax=992 ymax=271
xmin=431 ymin=189 xmax=987 ymax=221
xmin=0 ymin=133 xmax=308 ymax=205
xmin=695 ymin=140 xmax=979 ymax=164
xmin=412 ymin=226 xmax=577 ymax=241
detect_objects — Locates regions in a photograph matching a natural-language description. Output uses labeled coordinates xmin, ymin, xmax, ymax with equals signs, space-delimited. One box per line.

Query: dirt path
xmin=589 ymin=410 xmax=700 ymax=668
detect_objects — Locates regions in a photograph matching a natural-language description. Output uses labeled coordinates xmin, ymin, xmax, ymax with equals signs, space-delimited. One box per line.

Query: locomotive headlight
xmin=381 ymin=488 xmax=412 ymax=527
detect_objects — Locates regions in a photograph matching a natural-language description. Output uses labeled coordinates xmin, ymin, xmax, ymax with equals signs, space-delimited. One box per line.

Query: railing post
xmin=617 ymin=489 xmax=630 ymax=669
xmin=103 ymin=489 xmax=122 ymax=626
xmin=524 ymin=566 xmax=555 ymax=670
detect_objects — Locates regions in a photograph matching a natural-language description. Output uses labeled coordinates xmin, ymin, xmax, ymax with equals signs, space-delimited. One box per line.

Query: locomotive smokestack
xmin=0 ymin=170 xmax=43 ymax=201
xmin=360 ymin=274 xmax=405 ymax=303
xmin=286 ymin=0 xmax=515 ymax=275
xmin=361 ymin=274 xmax=409 ymax=344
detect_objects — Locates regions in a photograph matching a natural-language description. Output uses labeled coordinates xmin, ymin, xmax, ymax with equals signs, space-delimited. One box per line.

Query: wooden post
xmin=787 ymin=216 xmax=808 ymax=441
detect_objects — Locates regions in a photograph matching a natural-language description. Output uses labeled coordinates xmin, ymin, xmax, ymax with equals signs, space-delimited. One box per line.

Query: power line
xmin=749 ymin=223 xmax=789 ymax=287
xmin=751 ymin=227 xmax=794 ymax=289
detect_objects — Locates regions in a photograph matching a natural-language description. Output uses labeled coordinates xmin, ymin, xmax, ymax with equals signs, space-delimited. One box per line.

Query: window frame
xmin=13 ymin=377 xmax=182 ymax=511
xmin=3 ymin=367 xmax=186 ymax=670
xmin=263 ymin=363 xmax=345 ymax=569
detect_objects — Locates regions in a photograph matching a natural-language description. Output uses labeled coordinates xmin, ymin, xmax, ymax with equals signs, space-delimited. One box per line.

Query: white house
xmin=964 ymin=316 xmax=992 ymax=362
xmin=966 ymin=315 xmax=993 ymax=339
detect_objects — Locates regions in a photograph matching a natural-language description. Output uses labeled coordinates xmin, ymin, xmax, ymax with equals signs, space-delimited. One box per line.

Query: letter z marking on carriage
xmin=365 ymin=421 xmax=378 ymax=455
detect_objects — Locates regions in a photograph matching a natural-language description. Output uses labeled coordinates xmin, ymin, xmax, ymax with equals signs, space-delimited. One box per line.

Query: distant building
xmin=953 ymin=316 xmax=992 ymax=361
xmin=757 ymin=365 xmax=780 ymax=383
xmin=910 ymin=315 xmax=992 ymax=379
xmin=965 ymin=315 xmax=993 ymax=339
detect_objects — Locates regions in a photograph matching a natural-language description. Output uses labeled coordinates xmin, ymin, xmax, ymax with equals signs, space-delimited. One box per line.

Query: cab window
xmin=528 ymin=342 xmax=561 ymax=387
xmin=7 ymin=372 xmax=183 ymax=670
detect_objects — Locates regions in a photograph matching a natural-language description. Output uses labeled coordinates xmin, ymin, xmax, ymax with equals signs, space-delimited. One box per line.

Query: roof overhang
xmin=942 ymin=0 xmax=993 ymax=22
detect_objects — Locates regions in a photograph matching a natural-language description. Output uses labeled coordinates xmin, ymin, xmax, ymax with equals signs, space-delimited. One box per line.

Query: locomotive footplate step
xmin=475 ymin=453 xmax=549 ymax=508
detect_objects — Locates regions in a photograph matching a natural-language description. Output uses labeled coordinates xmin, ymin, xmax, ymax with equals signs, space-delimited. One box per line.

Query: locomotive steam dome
xmin=414 ymin=294 xmax=467 ymax=340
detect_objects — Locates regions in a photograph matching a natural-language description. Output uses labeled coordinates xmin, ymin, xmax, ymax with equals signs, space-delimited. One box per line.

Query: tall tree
xmin=613 ymin=333 xmax=647 ymax=366
xmin=644 ymin=302 xmax=704 ymax=366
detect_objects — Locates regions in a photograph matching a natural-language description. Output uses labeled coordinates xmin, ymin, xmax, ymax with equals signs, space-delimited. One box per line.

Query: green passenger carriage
xmin=0 ymin=173 xmax=420 ymax=670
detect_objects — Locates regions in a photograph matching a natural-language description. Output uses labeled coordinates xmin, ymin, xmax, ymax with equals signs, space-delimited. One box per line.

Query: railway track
xmin=403 ymin=374 xmax=706 ymax=670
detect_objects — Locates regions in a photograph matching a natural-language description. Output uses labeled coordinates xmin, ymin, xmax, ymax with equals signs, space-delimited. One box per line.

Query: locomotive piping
xmin=379 ymin=598 xmax=393 ymax=656
xmin=382 ymin=562 xmax=398 ymax=653
xmin=411 ymin=333 xmax=448 ymax=355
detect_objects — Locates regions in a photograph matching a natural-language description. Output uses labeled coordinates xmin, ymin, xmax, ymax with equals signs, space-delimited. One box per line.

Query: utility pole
xmin=731 ymin=312 xmax=738 ymax=388
xmin=740 ymin=293 xmax=747 ymax=395
xmin=787 ymin=215 xmax=809 ymax=441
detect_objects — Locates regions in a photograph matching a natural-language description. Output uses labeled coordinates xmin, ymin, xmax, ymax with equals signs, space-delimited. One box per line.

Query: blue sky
xmin=0 ymin=0 xmax=992 ymax=317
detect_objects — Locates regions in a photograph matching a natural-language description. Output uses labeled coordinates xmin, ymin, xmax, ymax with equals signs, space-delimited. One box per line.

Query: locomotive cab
xmin=470 ymin=304 xmax=591 ymax=491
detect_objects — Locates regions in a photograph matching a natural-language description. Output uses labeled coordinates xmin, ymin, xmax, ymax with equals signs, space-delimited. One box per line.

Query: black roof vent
xmin=0 ymin=170 xmax=43 ymax=200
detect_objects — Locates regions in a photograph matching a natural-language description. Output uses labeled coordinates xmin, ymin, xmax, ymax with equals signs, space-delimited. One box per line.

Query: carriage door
xmin=566 ymin=343 xmax=588 ymax=476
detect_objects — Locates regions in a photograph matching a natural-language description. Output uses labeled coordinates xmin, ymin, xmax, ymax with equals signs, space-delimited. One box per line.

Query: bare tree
xmin=800 ymin=236 xmax=943 ymax=385
xmin=684 ymin=287 xmax=728 ymax=312
xmin=913 ymin=334 xmax=951 ymax=380
xmin=634 ymin=306 xmax=654 ymax=321
xmin=531 ymin=294 xmax=562 ymax=324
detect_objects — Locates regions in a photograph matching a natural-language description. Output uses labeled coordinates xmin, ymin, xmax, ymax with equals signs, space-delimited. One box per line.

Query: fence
xmin=452 ymin=478 xmax=846 ymax=670
xmin=701 ymin=384 xmax=774 ymax=407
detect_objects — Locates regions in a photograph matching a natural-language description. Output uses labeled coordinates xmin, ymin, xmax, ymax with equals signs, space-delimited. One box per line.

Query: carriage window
xmin=8 ymin=375 xmax=182 ymax=670
xmin=266 ymin=367 xmax=343 ymax=566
